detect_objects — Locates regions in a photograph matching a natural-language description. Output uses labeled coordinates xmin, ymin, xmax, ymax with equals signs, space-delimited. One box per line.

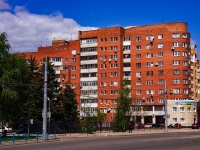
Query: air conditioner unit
xmin=109 ymin=59 xmax=112 ymax=62
xmin=114 ymin=49 xmax=117 ymax=52
xmin=114 ymin=58 xmax=118 ymax=62
xmin=103 ymin=59 xmax=106 ymax=62
xmin=171 ymin=46 xmax=175 ymax=50
xmin=138 ymin=78 xmax=141 ymax=80
xmin=155 ymin=63 xmax=158 ymax=67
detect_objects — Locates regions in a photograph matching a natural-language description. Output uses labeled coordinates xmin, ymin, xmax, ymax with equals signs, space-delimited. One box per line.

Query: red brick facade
xmin=21 ymin=22 xmax=192 ymax=123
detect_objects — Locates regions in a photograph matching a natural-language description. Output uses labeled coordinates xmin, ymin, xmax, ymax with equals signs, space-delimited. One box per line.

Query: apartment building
xmin=22 ymin=22 xmax=196 ymax=126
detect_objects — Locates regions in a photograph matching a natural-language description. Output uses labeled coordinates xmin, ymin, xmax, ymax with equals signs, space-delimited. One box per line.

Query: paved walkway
xmin=1 ymin=128 xmax=199 ymax=145
xmin=57 ymin=128 xmax=200 ymax=139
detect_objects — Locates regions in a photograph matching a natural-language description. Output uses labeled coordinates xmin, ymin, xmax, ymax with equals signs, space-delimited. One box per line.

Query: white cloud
xmin=0 ymin=0 xmax=11 ymax=10
xmin=0 ymin=0 xmax=97 ymax=53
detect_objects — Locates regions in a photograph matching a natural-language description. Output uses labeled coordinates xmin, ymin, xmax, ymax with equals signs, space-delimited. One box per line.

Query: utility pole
xmin=42 ymin=53 xmax=48 ymax=139
xmin=164 ymin=80 xmax=168 ymax=132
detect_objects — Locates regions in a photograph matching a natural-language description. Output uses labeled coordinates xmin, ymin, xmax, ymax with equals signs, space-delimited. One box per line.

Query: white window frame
xmin=158 ymin=43 xmax=163 ymax=48
xmin=173 ymin=42 xmax=180 ymax=47
xmin=158 ymin=34 xmax=163 ymax=39
xmin=173 ymin=60 xmax=180 ymax=65
xmin=158 ymin=52 xmax=163 ymax=57
xmin=173 ymin=51 xmax=180 ymax=56
xmin=172 ymin=33 xmax=180 ymax=38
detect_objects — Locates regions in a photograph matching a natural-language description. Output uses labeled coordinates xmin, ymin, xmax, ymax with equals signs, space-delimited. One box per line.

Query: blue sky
xmin=0 ymin=0 xmax=200 ymax=57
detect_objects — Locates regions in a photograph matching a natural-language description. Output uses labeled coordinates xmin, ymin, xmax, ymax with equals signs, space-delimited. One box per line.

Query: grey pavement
xmin=56 ymin=128 xmax=200 ymax=140
xmin=1 ymin=128 xmax=200 ymax=145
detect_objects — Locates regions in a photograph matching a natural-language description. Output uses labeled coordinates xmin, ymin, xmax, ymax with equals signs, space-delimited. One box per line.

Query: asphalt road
xmin=1 ymin=132 xmax=200 ymax=150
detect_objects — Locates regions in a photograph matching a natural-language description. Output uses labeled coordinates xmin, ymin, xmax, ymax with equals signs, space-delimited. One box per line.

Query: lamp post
xmin=164 ymin=80 xmax=168 ymax=132
xmin=42 ymin=52 xmax=48 ymax=140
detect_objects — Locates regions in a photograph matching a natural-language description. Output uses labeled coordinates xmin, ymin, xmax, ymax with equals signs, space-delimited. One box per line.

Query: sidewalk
xmin=57 ymin=128 xmax=200 ymax=139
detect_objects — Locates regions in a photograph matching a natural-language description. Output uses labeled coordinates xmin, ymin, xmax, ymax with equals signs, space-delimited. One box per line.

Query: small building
xmin=167 ymin=100 xmax=197 ymax=127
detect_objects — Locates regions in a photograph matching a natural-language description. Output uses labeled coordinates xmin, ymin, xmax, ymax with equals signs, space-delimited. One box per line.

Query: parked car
xmin=144 ymin=123 xmax=152 ymax=128
xmin=16 ymin=127 xmax=28 ymax=134
xmin=0 ymin=126 xmax=12 ymax=133
xmin=152 ymin=123 xmax=164 ymax=128
xmin=191 ymin=123 xmax=199 ymax=129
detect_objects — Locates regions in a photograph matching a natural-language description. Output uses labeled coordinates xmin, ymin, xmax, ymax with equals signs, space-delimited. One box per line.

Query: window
xmin=136 ymin=45 xmax=141 ymax=50
xmin=124 ymin=36 xmax=130 ymax=41
xmin=136 ymin=72 xmax=141 ymax=77
xmin=52 ymin=57 xmax=62 ymax=62
xmin=146 ymin=53 xmax=153 ymax=58
xmin=158 ymin=80 xmax=164 ymax=84
xmin=113 ymin=81 xmax=118 ymax=86
xmin=158 ymin=52 xmax=163 ymax=57
xmin=173 ymin=51 xmax=180 ymax=56
xmin=158 ymin=43 xmax=164 ymax=48
xmin=183 ymin=61 xmax=188 ymax=66
xmin=146 ymin=45 xmax=151 ymax=49
xmin=113 ymin=72 xmax=118 ymax=77
xmin=136 ymin=90 xmax=141 ymax=95
xmin=110 ymin=46 xmax=113 ymax=50
xmin=72 ymin=75 xmax=76 ymax=79
xmin=173 ymin=118 xmax=177 ymax=123
xmin=158 ymin=34 xmax=163 ymax=39
xmin=182 ymin=52 xmax=187 ymax=57
xmin=146 ymin=99 xmax=150 ymax=103
xmin=158 ymin=61 xmax=164 ymax=66
xmin=183 ymin=89 xmax=188 ymax=94
xmin=136 ymin=36 xmax=141 ymax=42
xmin=173 ymin=79 xmax=180 ymax=84
xmin=146 ymin=62 xmax=152 ymax=67
xmin=173 ymin=69 xmax=180 ymax=75
xmin=187 ymin=107 xmax=191 ymax=112
xmin=173 ymin=60 xmax=180 ymax=65
xmin=100 ymin=38 xmax=103 ymax=42
xmin=183 ymin=79 xmax=188 ymax=84
xmin=136 ymin=81 xmax=141 ymax=85
xmin=173 ymin=42 xmax=180 ymax=47
xmin=136 ymin=63 xmax=141 ymax=68
xmin=158 ymin=98 xmax=164 ymax=103
xmin=72 ymin=58 xmax=76 ymax=62
xmin=146 ymin=35 xmax=154 ymax=41
xmin=158 ymin=70 xmax=164 ymax=76
xmin=172 ymin=107 xmax=177 ymax=112
xmin=114 ymin=90 xmax=118 ymax=95
xmin=136 ymin=54 xmax=141 ymax=59
xmin=113 ymin=37 xmax=118 ymax=41
xmin=146 ymin=71 xmax=154 ymax=76
xmin=182 ymin=33 xmax=187 ymax=39
xmin=146 ymin=80 xmax=154 ymax=85
xmin=173 ymin=89 xmax=181 ymax=94
xmin=113 ymin=46 xmax=118 ymax=51
xmin=180 ymin=118 xmax=185 ymax=123
xmin=71 ymin=66 xmax=76 ymax=71
xmin=158 ymin=89 xmax=164 ymax=94
xmin=81 ymin=38 xmax=97 ymax=44
xmin=183 ymin=70 xmax=188 ymax=75
xmin=123 ymin=45 xmax=131 ymax=50
xmin=182 ymin=43 xmax=187 ymax=48
xmin=172 ymin=33 xmax=180 ymax=38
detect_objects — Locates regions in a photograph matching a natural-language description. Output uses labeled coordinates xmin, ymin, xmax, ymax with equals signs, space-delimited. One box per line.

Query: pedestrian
xmin=128 ymin=122 xmax=132 ymax=133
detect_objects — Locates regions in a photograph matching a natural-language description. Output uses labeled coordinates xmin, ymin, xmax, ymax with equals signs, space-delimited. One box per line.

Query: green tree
xmin=58 ymin=83 xmax=79 ymax=123
xmin=21 ymin=55 xmax=42 ymax=122
xmin=114 ymin=78 xmax=132 ymax=131
xmin=0 ymin=32 xmax=31 ymax=126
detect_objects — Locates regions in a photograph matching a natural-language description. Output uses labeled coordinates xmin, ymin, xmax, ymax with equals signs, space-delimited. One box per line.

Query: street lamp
xmin=164 ymin=80 xmax=168 ymax=132
xmin=42 ymin=52 xmax=48 ymax=140
xmin=42 ymin=47 xmax=59 ymax=140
